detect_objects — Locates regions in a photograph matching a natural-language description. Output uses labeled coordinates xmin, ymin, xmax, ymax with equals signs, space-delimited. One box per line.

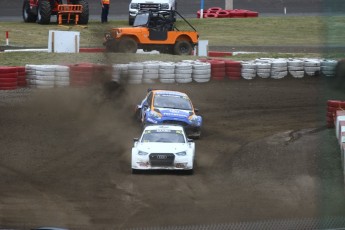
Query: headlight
xmin=138 ymin=151 xmax=149 ymax=155
xmin=130 ymin=3 xmax=139 ymax=9
xmin=160 ymin=3 xmax=169 ymax=9
xmin=188 ymin=115 xmax=198 ymax=122
xmin=176 ymin=151 xmax=186 ymax=156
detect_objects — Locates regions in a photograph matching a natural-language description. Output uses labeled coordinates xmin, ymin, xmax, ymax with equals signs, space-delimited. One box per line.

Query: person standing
xmin=101 ymin=0 xmax=110 ymax=23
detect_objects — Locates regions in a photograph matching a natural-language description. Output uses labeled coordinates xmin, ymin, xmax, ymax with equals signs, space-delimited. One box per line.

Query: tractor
xmin=22 ymin=0 xmax=89 ymax=25
xmin=103 ymin=10 xmax=198 ymax=55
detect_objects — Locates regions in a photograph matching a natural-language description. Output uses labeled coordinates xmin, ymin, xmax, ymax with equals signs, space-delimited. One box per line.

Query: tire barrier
xmin=241 ymin=61 xmax=257 ymax=80
xmin=55 ymin=65 xmax=70 ymax=88
xmin=175 ymin=62 xmax=193 ymax=84
xmin=255 ymin=59 xmax=271 ymax=79
xmin=69 ymin=63 xmax=95 ymax=87
xmin=304 ymin=59 xmax=320 ymax=77
xmin=206 ymin=60 xmax=225 ymax=80
xmin=128 ymin=62 xmax=144 ymax=84
xmin=1 ymin=58 xmax=340 ymax=91
xmin=327 ymin=100 xmax=345 ymax=128
xmin=159 ymin=62 xmax=175 ymax=84
xmin=270 ymin=59 xmax=288 ymax=79
xmin=143 ymin=61 xmax=160 ymax=84
xmin=192 ymin=61 xmax=211 ymax=83
xmin=288 ymin=59 xmax=305 ymax=78
xmin=0 ymin=67 xmax=18 ymax=90
xmin=17 ymin=66 xmax=27 ymax=87
xmin=197 ymin=8 xmax=259 ymax=19
xmin=225 ymin=60 xmax=242 ymax=80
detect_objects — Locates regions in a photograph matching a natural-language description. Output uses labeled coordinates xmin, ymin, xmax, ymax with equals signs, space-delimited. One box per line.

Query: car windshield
xmin=141 ymin=129 xmax=185 ymax=143
xmin=133 ymin=12 xmax=149 ymax=27
xmin=153 ymin=94 xmax=193 ymax=110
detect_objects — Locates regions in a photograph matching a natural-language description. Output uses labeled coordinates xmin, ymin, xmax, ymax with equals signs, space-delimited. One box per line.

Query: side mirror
xmin=194 ymin=108 xmax=199 ymax=113
xmin=187 ymin=138 xmax=194 ymax=142
xmin=133 ymin=138 xmax=139 ymax=142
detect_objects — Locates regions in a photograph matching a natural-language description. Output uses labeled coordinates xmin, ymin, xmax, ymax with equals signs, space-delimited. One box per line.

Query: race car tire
xmin=118 ymin=37 xmax=138 ymax=54
xmin=174 ymin=40 xmax=193 ymax=55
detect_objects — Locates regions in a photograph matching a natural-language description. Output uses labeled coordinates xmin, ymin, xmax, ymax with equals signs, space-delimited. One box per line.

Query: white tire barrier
xmin=304 ymin=59 xmax=320 ymax=76
xmin=128 ymin=62 xmax=144 ymax=84
xmin=175 ymin=62 xmax=192 ymax=84
xmin=143 ymin=61 xmax=160 ymax=84
xmin=54 ymin=65 xmax=70 ymax=88
xmin=241 ymin=61 xmax=256 ymax=80
xmin=271 ymin=59 xmax=288 ymax=79
xmin=159 ymin=62 xmax=175 ymax=83
xmin=192 ymin=62 xmax=211 ymax=83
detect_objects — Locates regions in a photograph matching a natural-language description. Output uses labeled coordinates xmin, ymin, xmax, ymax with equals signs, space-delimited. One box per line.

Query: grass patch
xmin=0 ymin=16 xmax=344 ymax=66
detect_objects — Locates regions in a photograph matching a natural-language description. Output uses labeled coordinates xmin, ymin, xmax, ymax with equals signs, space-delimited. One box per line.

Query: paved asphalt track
xmin=0 ymin=0 xmax=344 ymax=22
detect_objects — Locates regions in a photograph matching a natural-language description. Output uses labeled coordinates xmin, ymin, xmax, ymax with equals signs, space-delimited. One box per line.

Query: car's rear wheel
xmin=174 ymin=40 xmax=193 ymax=55
xmin=118 ymin=37 xmax=138 ymax=53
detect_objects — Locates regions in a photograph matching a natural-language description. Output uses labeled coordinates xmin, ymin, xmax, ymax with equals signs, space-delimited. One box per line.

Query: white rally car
xmin=131 ymin=125 xmax=195 ymax=174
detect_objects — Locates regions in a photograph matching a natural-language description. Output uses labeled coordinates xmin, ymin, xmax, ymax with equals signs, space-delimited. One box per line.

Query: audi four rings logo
xmin=156 ymin=155 xmax=167 ymax=159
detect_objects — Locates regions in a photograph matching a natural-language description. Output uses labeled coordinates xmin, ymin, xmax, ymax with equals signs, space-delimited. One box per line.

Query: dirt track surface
xmin=1 ymin=77 xmax=345 ymax=229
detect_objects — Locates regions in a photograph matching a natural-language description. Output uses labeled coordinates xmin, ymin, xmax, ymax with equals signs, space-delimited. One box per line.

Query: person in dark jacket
xmin=101 ymin=0 xmax=110 ymax=23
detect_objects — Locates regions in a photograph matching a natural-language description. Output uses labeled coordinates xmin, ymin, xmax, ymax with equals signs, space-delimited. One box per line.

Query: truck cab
xmin=129 ymin=0 xmax=176 ymax=25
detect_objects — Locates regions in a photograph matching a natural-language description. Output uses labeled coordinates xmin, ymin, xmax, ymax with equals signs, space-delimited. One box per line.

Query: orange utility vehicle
xmin=22 ymin=0 xmax=89 ymax=24
xmin=103 ymin=10 xmax=198 ymax=55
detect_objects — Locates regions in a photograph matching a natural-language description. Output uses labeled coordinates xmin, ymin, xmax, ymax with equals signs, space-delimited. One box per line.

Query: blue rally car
xmin=135 ymin=89 xmax=202 ymax=138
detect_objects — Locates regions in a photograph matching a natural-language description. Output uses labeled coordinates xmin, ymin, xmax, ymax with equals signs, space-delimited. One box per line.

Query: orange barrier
xmin=57 ymin=4 xmax=83 ymax=25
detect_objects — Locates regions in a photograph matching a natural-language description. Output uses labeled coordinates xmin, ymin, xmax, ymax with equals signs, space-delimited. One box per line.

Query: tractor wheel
xmin=77 ymin=0 xmax=89 ymax=24
xmin=22 ymin=0 xmax=37 ymax=22
xmin=37 ymin=0 xmax=51 ymax=24
xmin=174 ymin=40 xmax=193 ymax=55
xmin=118 ymin=37 xmax=138 ymax=53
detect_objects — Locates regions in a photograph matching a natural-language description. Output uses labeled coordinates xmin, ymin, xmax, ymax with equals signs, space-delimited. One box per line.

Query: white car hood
xmin=136 ymin=142 xmax=189 ymax=153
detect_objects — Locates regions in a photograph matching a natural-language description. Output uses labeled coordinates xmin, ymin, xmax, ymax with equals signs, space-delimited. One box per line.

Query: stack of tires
xmin=127 ymin=62 xmax=144 ymax=84
xmin=55 ymin=65 xmax=70 ymax=88
xmin=192 ymin=61 xmax=211 ymax=83
xmin=159 ymin=62 xmax=175 ymax=84
xmin=17 ymin=66 xmax=27 ymax=87
xmin=69 ymin=63 xmax=94 ymax=87
xmin=255 ymin=60 xmax=271 ymax=79
xmin=304 ymin=59 xmax=320 ymax=77
xmin=270 ymin=59 xmax=288 ymax=79
xmin=0 ymin=67 xmax=18 ymax=90
xmin=287 ymin=59 xmax=305 ymax=78
xmin=25 ymin=64 xmax=38 ymax=88
xmin=209 ymin=60 xmax=225 ymax=80
xmin=112 ymin=64 xmax=128 ymax=83
xmin=35 ymin=65 xmax=56 ymax=89
xmin=143 ymin=61 xmax=160 ymax=84
xmin=175 ymin=62 xmax=193 ymax=84
xmin=241 ymin=61 xmax=256 ymax=80
xmin=225 ymin=60 xmax=242 ymax=80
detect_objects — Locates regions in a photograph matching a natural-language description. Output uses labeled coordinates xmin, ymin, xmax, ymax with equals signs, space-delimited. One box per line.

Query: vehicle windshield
xmin=141 ymin=129 xmax=185 ymax=143
xmin=153 ymin=94 xmax=193 ymax=110
xmin=133 ymin=12 xmax=149 ymax=27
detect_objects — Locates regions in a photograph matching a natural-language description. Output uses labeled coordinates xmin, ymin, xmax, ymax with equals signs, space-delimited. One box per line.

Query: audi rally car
xmin=134 ymin=89 xmax=202 ymax=138
xmin=131 ymin=124 xmax=195 ymax=174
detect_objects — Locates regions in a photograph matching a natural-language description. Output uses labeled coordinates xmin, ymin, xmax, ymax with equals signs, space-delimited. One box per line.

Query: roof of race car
xmin=152 ymin=90 xmax=188 ymax=97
